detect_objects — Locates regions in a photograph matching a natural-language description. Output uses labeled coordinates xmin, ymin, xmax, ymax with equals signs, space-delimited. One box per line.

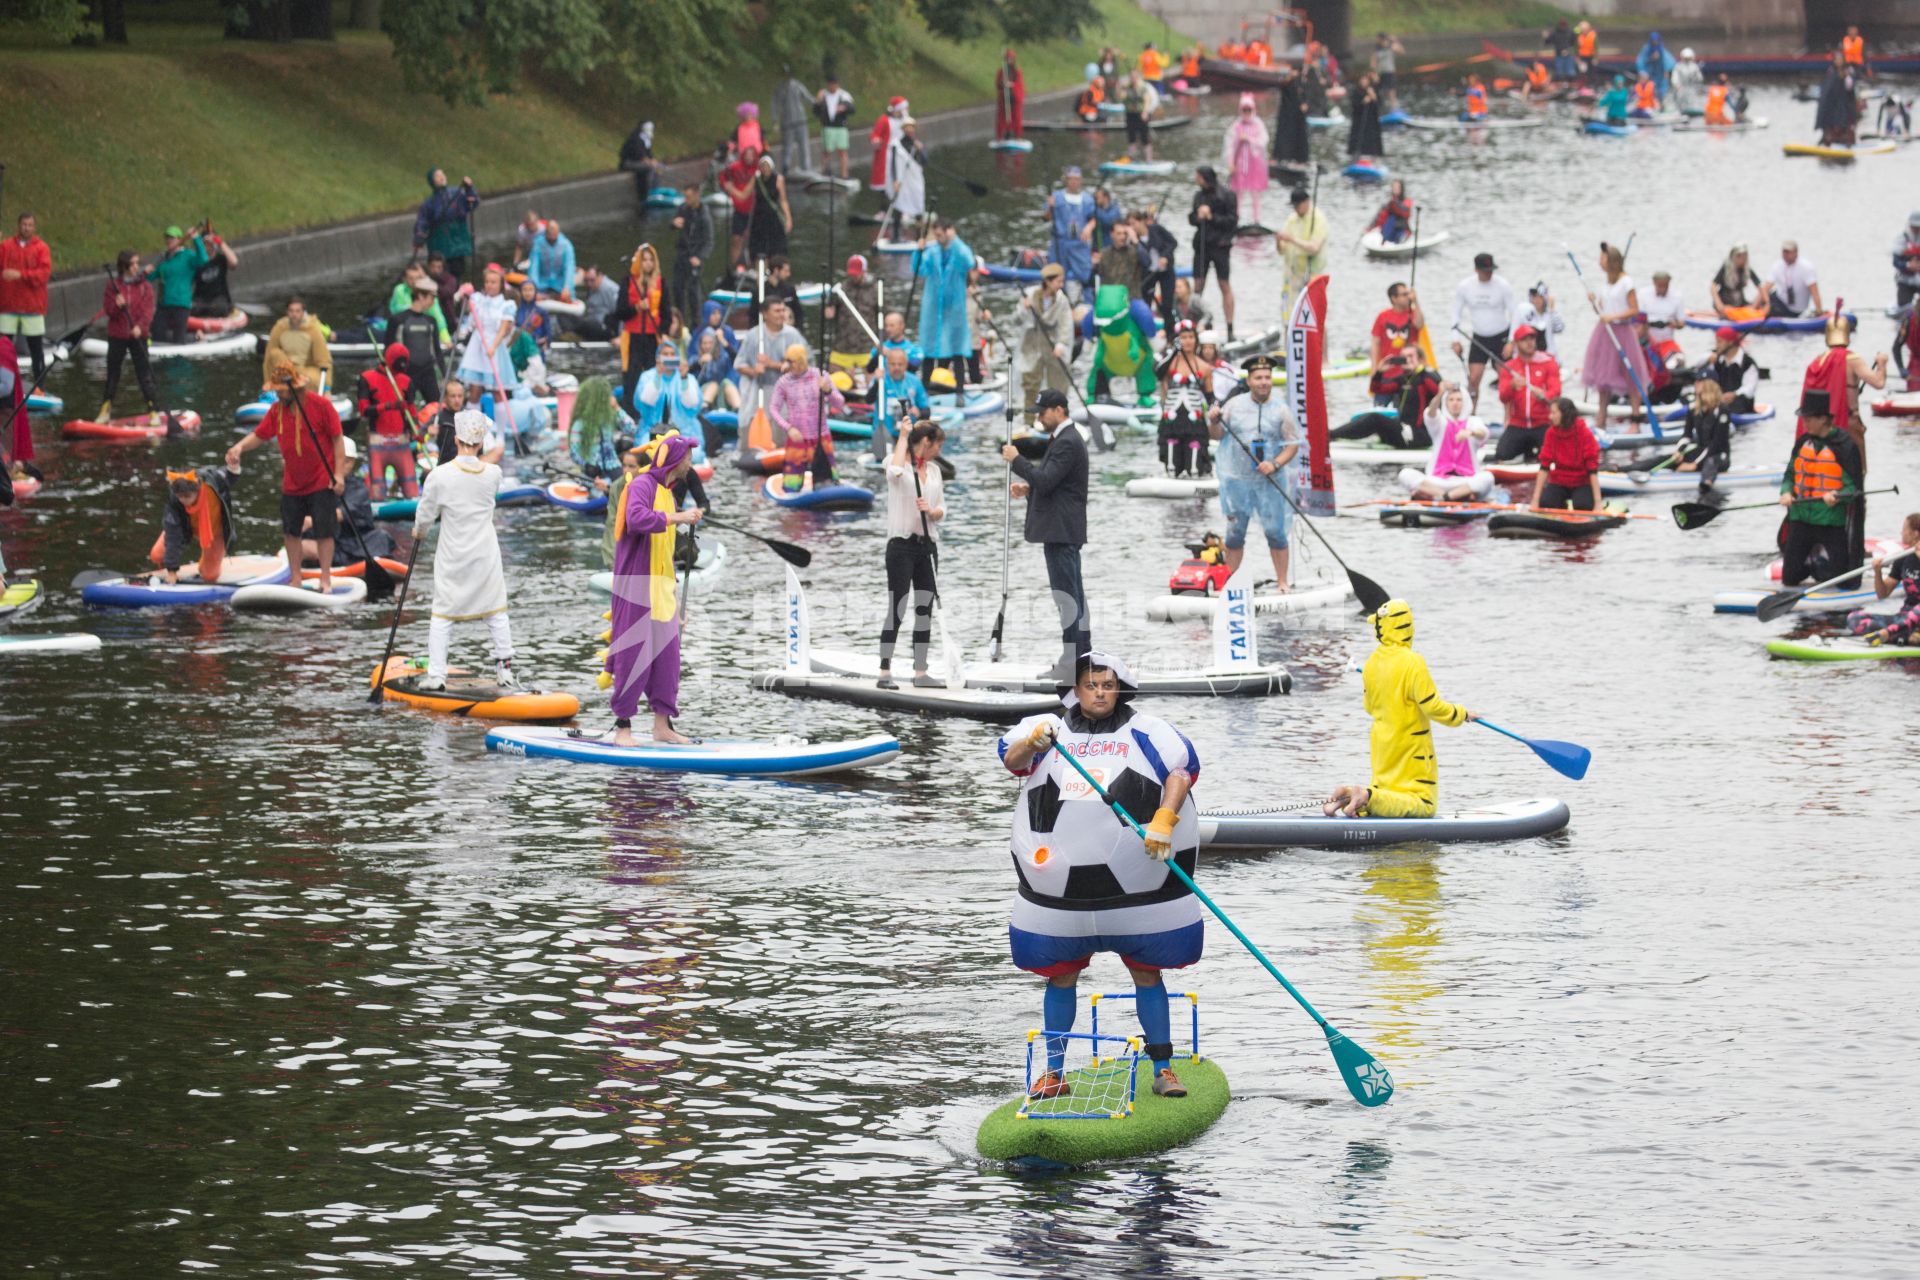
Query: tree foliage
xmin=917 ymin=0 xmax=1099 ymax=46
xmin=0 ymin=0 xmax=92 ymax=41
xmin=384 ymin=0 xmax=747 ymax=105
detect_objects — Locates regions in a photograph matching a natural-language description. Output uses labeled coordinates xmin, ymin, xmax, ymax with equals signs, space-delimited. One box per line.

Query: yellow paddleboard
xmin=1782 ymin=141 xmax=1895 ymax=160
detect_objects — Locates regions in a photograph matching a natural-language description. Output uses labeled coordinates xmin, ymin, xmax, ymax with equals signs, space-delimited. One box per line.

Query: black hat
xmin=1033 ymin=389 xmax=1070 ymax=411
xmin=1474 ymin=252 xmax=1496 ymax=270
xmin=1289 ymin=187 xmax=1310 ymax=205
xmin=1241 ymin=354 xmax=1277 ymax=373
xmin=1798 ymin=388 xmax=1832 ymax=418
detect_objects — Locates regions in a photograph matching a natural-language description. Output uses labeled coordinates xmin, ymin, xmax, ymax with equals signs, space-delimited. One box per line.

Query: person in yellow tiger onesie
xmin=1324 ymin=599 xmax=1475 ymax=819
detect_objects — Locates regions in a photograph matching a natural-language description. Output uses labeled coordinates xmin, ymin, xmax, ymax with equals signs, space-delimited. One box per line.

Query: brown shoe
xmin=1151 ymin=1068 xmax=1187 ymax=1098
xmin=1027 ymin=1071 xmax=1069 ymax=1100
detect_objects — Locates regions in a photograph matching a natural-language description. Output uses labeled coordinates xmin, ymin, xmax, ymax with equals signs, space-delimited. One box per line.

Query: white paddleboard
xmin=0 ymin=633 xmax=103 ymax=655
xmin=230 ymin=578 xmax=369 ymax=612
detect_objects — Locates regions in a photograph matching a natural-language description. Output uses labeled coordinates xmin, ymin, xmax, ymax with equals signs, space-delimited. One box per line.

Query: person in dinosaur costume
xmin=1078 ymin=282 xmax=1159 ymax=406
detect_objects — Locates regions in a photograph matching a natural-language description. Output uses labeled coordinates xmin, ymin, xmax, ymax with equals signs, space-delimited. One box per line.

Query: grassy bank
xmin=1 ymin=1 xmax=1174 ymax=272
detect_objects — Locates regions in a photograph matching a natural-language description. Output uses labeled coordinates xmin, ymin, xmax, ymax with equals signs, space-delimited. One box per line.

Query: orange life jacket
xmin=1139 ymin=49 xmax=1166 ymax=80
xmin=1843 ymin=34 xmax=1864 ymax=65
xmin=1632 ymin=81 xmax=1657 ymax=111
xmin=1248 ymin=41 xmax=1272 ymax=68
xmin=1182 ymin=53 xmax=1201 ymax=77
xmin=1528 ymin=63 xmax=1551 ymax=88
xmin=1792 ymin=438 xmax=1846 ymax=499
xmin=1577 ymin=30 xmax=1597 ymax=57
xmin=1466 ymin=86 xmax=1488 ymax=114
xmin=1705 ymin=84 xmax=1729 ymax=122
xmin=1219 ymin=41 xmax=1243 ymax=60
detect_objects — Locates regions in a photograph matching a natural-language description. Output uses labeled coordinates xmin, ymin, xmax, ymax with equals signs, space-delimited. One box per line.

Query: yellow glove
xmin=1143 ymin=807 xmax=1180 ymax=862
xmin=1025 ymin=718 xmax=1058 ymax=752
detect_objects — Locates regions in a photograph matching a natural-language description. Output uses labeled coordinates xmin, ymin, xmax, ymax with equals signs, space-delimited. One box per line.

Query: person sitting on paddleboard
xmin=1339 ymin=341 xmax=1439 ymax=450
xmin=1634 ymin=377 xmax=1731 ymax=493
xmin=412 ymin=411 xmax=515 ymax=691
xmin=1597 ymin=75 xmax=1631 ymax=127
xmin=1401 ymin=381 xmax=1493 ymax=502
xmin=1778 ymin=388 xmax=1863 ymax=586
xmin=1697 ymin=326 xmax=1760 ymax=414
xmin=1708 ymin=245 xmax=1765 ymax=320
xmin=876 ymin=420 xmax=946 ymax=690
xmin=1371 ymin=180 xmax=1413 ymax=246
xmin=158 ymin=466 xmax=236 ymax=586
xmin=866 ymin=345 xmax=930 ymax=458
xmin=1848 ymin=512 xmax=1920 ymax=645
xmin=1529 ymin=397 xmax=1603 ymax=512
xmin=1494 ymin=325 xmax=1561 ymax=462
xmin=999 ymin=651 xmax=1202 ymax=1102
xmin=1326 ymin=600 xmax=1476 ymax=820
xmin=1519 ymin=281 xmax=1564 ymax=357
xmin=770 ymin=344 xmax=845 ymax=495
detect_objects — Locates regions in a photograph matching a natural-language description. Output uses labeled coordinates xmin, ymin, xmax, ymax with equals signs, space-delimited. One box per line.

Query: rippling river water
xmin=5 ymin=85 xmax=1919 ymax=1276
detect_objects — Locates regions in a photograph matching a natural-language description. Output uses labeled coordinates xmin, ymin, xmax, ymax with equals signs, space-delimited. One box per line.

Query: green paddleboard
xmin=976 ymin=1057 xmax=1230 ymax=1167
xmin=1767 ymin=637 xmax=1920 ymax=662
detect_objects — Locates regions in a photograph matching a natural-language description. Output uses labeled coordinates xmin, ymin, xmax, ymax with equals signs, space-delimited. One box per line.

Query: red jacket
xmin=0 ymin=235 xmax=51 ymax=316
xmin=103 ymin=276 xmax=156 ymax=340
xmin=1498 ymin=352 xmax=1561 ymax=428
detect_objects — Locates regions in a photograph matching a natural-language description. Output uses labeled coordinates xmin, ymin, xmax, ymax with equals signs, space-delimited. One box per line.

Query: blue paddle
xmin=1476 ymin=717 xmax=1591 ymax=780
xmin=1047 ymin=741 xmax=1395 ymax=1109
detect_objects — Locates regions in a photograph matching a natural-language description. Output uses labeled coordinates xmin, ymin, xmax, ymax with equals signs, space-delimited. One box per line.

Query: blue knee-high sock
xmin=1135 ymin=981 xmax=1172 ymax=1074
xmin=1043 ymin=983 xmax=1076 ymax=1077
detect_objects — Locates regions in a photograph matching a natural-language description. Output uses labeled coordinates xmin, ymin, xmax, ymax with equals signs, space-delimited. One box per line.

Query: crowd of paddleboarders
xmin=9 ymin=21 xmax=1920 ymax=1131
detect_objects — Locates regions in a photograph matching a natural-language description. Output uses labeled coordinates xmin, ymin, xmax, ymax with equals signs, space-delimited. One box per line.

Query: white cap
xmin=454 ymin=409 xmax=490 ymax=446
xmin=1681 ymin=47 xmax=1695 ymax=58
xmin=1198 ymin=328 xmax=1223 ymax=346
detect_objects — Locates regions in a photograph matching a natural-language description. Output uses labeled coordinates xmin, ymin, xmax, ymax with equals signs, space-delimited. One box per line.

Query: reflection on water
xmin=4 ymin=83 xmax=1919 ymax=1276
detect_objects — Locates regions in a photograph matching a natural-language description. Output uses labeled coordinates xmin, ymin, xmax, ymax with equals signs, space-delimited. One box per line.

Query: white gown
xmin=415 ymin=456 xmax=507 ymax=620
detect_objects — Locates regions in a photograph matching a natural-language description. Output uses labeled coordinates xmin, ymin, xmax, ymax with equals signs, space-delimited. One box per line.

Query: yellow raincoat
xmin=1360 ymin=601 xmax=1467 ymax=818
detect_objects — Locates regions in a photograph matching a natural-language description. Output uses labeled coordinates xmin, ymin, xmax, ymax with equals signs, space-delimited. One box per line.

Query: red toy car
xmin=1167 ymin=541 xmax=1232 ymax=595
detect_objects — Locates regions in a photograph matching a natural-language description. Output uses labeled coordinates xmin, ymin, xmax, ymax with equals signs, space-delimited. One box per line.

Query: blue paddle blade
xmin=1528 ymin=737 xmax=1592 ymax=781
xmin=1326 ymin=1025 xmax=1394 ymax=1107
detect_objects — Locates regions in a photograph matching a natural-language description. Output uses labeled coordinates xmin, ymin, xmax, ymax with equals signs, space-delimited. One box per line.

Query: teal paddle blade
xmin=1326 ymin=1025 xmax=1394 ymax=1107
xmin=1528 ymin=737 xmax=1592 ymax=780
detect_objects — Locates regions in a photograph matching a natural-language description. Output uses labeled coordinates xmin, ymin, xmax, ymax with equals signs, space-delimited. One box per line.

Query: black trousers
xmin=879 ymin=536 xmax=937 ymax=671
xmin=1492 ymin=424 xmax=1546 ymax=462
xmin=672 ymin=259 xmax=703 ymax=334
xmin=1538 ymin=481 xmax=1595 ymax=510
xmin=1042 ymin=542 xmax=1089 ymax=680
xmin=151 ymin=306 xmax=189 ymax=346
xmin=1780 ymin=518 xmax=1849 ymax=586
xmin=103 ymin=338 xmax=158 ymax=408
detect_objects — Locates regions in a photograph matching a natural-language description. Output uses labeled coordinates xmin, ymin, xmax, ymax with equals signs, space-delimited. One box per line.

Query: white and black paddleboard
xmin=1200 ymin=797 xmax=1571 ymax=848
xmin=484 ymin=725 xmax=901 ymax=777
xmin=805 ymin=648 xmax=1291 ymax=697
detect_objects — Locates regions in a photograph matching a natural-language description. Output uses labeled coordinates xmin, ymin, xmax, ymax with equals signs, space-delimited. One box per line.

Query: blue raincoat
xmin=1635 ymin=33 xmax=1676 ymax=101
xmin=1048 ymin=188 xmax=1095 ymax=286
xmin=912 ymin=236 xmax=976 ymax=359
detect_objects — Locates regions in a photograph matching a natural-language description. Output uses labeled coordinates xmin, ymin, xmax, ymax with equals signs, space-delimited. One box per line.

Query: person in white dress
xmin=413 ymin=409 xmax=514 ymax=690
xmin=885 ymin=120 xmax=927 ymax=242
xmin=456 ymin=264 xmax=519 ymax=445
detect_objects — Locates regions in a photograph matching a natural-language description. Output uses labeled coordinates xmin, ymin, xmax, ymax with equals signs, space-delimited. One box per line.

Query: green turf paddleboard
xmin=976 ymin=1056 xmax=1230 ymax=1168
xmin=1766 ymin=636 xmax=1920 ymax=662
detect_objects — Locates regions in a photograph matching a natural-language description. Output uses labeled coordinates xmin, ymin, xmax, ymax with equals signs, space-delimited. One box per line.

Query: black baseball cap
xmin=1033 ymin=389 xmax=1069 ymax=411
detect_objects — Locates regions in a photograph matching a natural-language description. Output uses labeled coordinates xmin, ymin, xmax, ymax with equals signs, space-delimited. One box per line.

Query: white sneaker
xmin=495 ymin=664 xmax=523 ymax=690
xmin=414 ymin=675 xmax=447 ymax=692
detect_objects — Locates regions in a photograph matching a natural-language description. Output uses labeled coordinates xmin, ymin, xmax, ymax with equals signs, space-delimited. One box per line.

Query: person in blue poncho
xmin=1045 ymin=168 xmax=1096 ymax=295
xmin=1635 ymin=31 xmax=1676 ymax=104
xmin=912 ymin=217 xmax=975 ymax=392
xmin=527 ymin=221 xmax=577 ymax=301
